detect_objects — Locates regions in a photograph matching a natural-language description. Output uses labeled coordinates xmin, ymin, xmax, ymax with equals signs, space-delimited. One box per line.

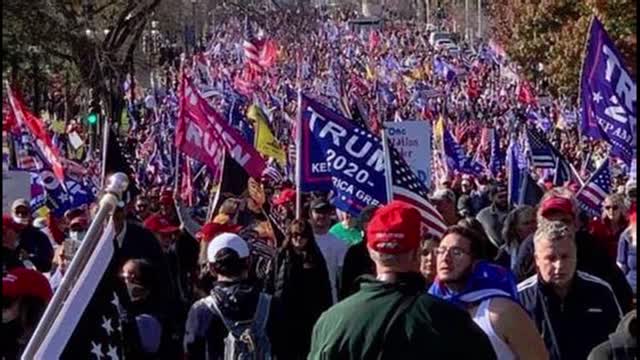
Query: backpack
xmin=204 ymin=292 xmax=273 ymax=360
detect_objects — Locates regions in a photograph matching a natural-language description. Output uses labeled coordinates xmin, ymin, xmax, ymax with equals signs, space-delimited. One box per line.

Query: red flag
xmin=517 ymin=80 xmax=538 ymax=106
xmin=180 ymin=158 xmax=194 ymax=207
xmin=368 ymin=30 xmax=380 ymax=53
xmin=7 ymin=86 xmax=66 ymax=186
xmin=259 ymin=39 xmax=278 ymax=69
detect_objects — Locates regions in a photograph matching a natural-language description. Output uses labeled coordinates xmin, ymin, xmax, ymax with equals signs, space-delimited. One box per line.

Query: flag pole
xmin=295 ymin=88 xmax=303 ymax=220
xmin=380 ymin=125 xmax=393 ymax=203
xmin=21 ymin=173 xmax=129 ymax=360
xmin=100 ymin=117 xmax=110 ymax=188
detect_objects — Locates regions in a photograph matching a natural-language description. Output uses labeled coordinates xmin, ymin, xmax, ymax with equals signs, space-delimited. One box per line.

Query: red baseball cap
xmin=143 ymin=214 xmax=180 ymax=234
xmin=540 ymin=197 xmax=575 ymax=218
xmin=3 ymin=267 xmax=53 ymax=302
xmin=273 ymin=188 xmax=296 ymax=206
xmin=197 ymin=222 xmax=242 ymax=242
xmin=367 ymin=201 xmax=421 ymax=254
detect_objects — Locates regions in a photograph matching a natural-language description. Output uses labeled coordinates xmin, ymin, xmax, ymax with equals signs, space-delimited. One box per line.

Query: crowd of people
xmin=2 ymin=6 xmax=637 ymax=360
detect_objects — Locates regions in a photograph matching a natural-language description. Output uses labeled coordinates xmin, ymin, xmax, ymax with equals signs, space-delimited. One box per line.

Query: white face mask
xmin=13 ymin=215 xmax=28 ymax=225
xmin=69 ymin=231 xmax=87 ymax=242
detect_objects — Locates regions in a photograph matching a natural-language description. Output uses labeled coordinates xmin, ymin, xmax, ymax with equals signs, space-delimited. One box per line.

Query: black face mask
xmin=126 ymin=283 xmax=149 ymax=303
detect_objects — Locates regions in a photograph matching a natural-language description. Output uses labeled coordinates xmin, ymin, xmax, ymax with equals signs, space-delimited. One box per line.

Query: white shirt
xmin=314 ymin=232 xmax=348 ymax=304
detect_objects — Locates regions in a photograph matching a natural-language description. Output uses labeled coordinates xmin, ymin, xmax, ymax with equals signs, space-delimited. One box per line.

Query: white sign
xmin=2 ymin=170 xmax=31 ymax=213
xmin=385 ymin=121 xmax=432 ymax=189
xmin=68 ymin=131 xmax=84 ymax=150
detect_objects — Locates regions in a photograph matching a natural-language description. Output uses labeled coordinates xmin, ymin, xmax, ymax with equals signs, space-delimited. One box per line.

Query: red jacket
xmin=588 ymin=217 xmax=628 ymax=263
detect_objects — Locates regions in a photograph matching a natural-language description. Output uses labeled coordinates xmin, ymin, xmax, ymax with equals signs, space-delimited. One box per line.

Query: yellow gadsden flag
xmin=434 ymin=115 xmax=445 ymax=148
xmin=246 ymin=105 xmax=286 ymax=166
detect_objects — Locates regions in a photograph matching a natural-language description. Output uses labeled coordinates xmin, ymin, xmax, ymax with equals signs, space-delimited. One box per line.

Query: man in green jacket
xmin=308 ymin=201 xmax=496 ymax=360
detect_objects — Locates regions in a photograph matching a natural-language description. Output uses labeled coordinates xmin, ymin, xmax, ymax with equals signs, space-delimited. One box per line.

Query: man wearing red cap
xmin=308 ymin=201 xmax=496 ymax=359
xmin=2 ymin=267 xmax=53 ymax=359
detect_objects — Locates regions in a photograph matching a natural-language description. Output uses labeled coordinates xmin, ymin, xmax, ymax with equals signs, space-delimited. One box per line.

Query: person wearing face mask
xmin=265 ymin=219 xmax=333 ymax=359
xmin=67 ymin=213 xmax=89 ymax=243
xmin=120 ymin=259 xmax=166 ymax=359
xmin=2 ymin=267 xmax=53 ymax=359
xmin=10 ymin=199 xmax=54 ymax=272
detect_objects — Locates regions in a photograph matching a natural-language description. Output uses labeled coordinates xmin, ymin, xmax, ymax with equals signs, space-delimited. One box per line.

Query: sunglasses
xmin=604 ymin=205 xmax=619 ymax=210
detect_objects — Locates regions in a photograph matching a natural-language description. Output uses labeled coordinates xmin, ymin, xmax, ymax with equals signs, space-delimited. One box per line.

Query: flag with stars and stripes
xmin=576 ymin=158 xmax=612 ymax=218
xmin=26 ymin=219 xmax=127 ymax=359
xmin=387 ymin=144 xmax=447 ymax=238
xmin=525 ymin=127 xmax=556 ymax=169
xmin=243 ymin=17 xmax=263 ymax=75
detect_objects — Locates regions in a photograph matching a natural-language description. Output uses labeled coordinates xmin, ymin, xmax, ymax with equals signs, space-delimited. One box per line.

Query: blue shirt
xmin=616 ymin=229 xmax=636 ymax=294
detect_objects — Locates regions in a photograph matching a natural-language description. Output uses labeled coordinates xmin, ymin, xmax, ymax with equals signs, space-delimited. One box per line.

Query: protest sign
xmin=384 ymin=121 xmax=432 ymax=189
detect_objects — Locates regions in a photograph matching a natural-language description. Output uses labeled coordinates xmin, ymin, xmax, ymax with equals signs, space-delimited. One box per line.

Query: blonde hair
xmin=533 ymin=220 xmax=575 ymax=247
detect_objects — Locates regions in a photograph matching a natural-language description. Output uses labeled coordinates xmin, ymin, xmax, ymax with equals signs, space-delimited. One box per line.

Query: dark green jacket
xmin=308 ymin=272 xmax=496 ymax=360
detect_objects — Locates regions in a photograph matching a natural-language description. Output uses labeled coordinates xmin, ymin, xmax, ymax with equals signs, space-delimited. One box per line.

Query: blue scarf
xmin=428 ymin=261 xmax=519 ymax=309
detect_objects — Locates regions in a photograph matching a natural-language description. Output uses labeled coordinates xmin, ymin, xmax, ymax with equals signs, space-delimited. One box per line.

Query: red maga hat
xmin=3 ymin=267 xmax=53 ymax=303
xmin=143 ymin=214 xmax=180 ymax=234
xmin=367 ymin=201 xmax=421 ymax=254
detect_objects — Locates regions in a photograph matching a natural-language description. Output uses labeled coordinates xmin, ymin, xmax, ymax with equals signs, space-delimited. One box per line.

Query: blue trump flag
xmin=442 ymin=127 xmax=485 ymax=176
xmin=488 ymin=129 xmax=505 ymax=177
xmin=299 ymin=95 xmax=387 ymax=215
xmin=580 ymin=17 xmax=636 ymax=165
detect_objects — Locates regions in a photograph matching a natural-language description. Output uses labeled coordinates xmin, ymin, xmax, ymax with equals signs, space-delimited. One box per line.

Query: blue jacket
xmin=517 ymin=271 xmax=623 ymax=360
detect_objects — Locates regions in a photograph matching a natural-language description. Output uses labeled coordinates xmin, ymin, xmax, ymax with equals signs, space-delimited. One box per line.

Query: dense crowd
xmin=2 ymin=7 xmax=637 ymax=360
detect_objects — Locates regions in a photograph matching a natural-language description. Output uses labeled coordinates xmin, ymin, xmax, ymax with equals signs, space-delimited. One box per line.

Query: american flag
xmin=243 ymin=17 xmax=263 ymax=75
xmin=262 ymin=160 xmax=284 ymax=183
xmin=576 ymin=159 xmax=612 ymax=217
xmin=526 ymin=127 xmax=556 ymax=169
xmin=25 ymin=219 xmax=126 ymax=359
xmin=388 ymin=144 xmax=447 ymax=238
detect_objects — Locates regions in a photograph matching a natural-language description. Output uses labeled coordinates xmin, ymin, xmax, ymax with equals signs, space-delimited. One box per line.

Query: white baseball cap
xmin=207 ymin=233 xmax=250 ymax=263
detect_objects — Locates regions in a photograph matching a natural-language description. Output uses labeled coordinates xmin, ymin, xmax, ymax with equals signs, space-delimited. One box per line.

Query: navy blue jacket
xmin=517 ymin=271 xmax=623 ymax=360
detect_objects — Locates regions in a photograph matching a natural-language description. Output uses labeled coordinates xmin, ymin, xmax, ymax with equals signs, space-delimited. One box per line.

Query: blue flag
xmin=299 ymin=95 xmax=387 ymax=215
xmin=506 ymin=136 xmax=529 ymax=207
xmin=442 ymin=128 xmax=485 ymax=176
xmin=488 ymin=129 xmax=505 ymax=177
xmin=580 ymin=17 xmax=636 ymax=165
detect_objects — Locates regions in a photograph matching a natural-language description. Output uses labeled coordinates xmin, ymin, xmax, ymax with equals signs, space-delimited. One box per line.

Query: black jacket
xmin=339 ymin=241 xmax=375 ymax=300
xmin=517 ymin=271 xmax=623 ymax=360
xmin=265 ymin=247 xmax=333 ymax=359
xmin=16 ymin=225 xmax=53 ymax=272
xmin=588 ymin=310 xmax=637 ymax=360
xmin=513 ymin=230 xmax=634 ymax=312
xmin=183 ymin=280 xmax=285 ymax=360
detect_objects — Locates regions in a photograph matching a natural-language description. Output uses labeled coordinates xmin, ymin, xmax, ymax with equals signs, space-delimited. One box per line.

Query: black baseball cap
xmin=310 ymin=198 xmax=332 ymax=212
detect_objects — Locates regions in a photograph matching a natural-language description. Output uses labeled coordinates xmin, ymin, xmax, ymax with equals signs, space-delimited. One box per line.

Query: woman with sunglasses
xmin=265 ymin=219 xmax=333 ymax=359
xmin=588 ymin=193 xmax=629 ymax=264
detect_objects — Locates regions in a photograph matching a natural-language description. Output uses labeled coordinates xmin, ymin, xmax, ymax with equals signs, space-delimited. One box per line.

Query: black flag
xmin=26 ymin=220 xmax=127 ymax=359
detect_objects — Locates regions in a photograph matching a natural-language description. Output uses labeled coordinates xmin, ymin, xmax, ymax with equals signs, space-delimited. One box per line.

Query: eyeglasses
xmin=435 ymin=246 xmax=470 ymax=258
xmin=604 ymin=205 xmax=619 ymax=210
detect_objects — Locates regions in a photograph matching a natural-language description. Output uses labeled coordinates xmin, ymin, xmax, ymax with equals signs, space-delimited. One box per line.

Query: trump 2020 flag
xmin=442 ymin=127 xmax=485 ymax=176
xmin=26 ymin=219 xmax=126 ymax=359
xmin=299 ymin=95 xmax=387 ymax=215
xmin=580 ymin=17 xmax=636 ymax=165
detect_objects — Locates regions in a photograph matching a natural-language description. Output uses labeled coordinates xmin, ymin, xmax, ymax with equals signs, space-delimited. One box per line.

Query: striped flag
xmin=243 ymin=17 xmax=263 ymax=75
xmin=526 ymin=127 xmax=556 ymax=169
xmin=576 ymin=159 xmax=611 ymax=217
xmin=388 ymin=144 xmax=447 ymax=238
